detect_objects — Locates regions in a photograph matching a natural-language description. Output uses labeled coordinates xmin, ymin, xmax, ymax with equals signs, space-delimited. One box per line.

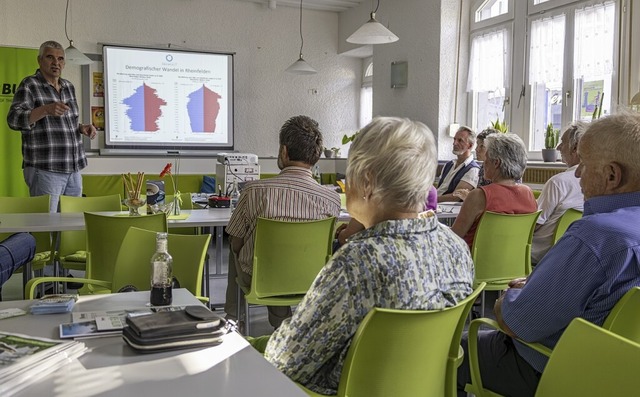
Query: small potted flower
xmin=323 ymin=147 xmax=339 ymax=158
xmin=159 ymin=161 xmax=182 ymax=215
xmin=542 ymin=123 xmax=559 ymax=162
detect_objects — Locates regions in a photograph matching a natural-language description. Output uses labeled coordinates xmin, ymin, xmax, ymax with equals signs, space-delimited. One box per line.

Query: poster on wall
xmin=580 ymin=80 xmax=604 ymax=119
xmin=0 ymin=46 xmax=38 ymax=197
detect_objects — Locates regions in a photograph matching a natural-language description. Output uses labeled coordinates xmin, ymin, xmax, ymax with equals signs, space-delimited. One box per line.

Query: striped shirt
xmin=226 ymin=166 xmax=340 ymax=274
xmin=501 ymin=190 xmax=640 ymax=373
xmin=7 ymin=69 xmax=87 ymax=173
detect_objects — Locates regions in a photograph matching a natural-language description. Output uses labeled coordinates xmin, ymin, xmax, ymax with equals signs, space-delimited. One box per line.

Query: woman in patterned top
xmin=262 ymin=117 xmax=475 ymax=394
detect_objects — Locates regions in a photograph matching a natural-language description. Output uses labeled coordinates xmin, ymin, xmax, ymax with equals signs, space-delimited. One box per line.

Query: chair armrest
xmin=25 ymin=277 xmax=112 ymax=299
xmin=465 ymin=317 xmax=552 ymax=397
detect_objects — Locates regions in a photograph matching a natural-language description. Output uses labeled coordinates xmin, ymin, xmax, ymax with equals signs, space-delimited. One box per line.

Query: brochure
xmin=59 ymin=320 xmax=122 ymax=339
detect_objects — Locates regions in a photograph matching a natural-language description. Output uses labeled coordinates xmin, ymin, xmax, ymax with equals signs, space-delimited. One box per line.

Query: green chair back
xmin=0 ymin=195 xmax=52 ymax=271
xmin=250 ymin=217 xmax=335 ymax=299
xmin=111 ymin=227 xmax=210 ymax=298
xmin=239 ymin=216 xmax=336 ymax=335
xmin=335 ymin=285 xmax=485 ymax=397
xmin=83 ymin=212 xmax=167 ymax=294
xmin=602 ymin=286 xmax=640 ymax=343
xmin=535 ymin=318 xmax=640 ymax=397
xmin=551 ymin=208 xmax=583 ymax=244
xmin=58 ymin=194 xmax=122 ymax=270
xmin=472 ymin=211 xmax=541 ymax=290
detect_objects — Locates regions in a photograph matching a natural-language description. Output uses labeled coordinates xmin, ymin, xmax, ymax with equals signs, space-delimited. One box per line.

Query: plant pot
xmin=541 ymin=149 xmax=559 ymax=162
xmin=324 ymin=149 xmax=334 ymax=158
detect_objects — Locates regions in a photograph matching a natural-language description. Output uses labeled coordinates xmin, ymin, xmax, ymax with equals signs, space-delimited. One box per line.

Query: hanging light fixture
xmin=347 ymin=0 xmax=398 ymax=45
xmin=285 ymin=0 xmax=316 ymax=75
xmin=64 ymin=0 xmax=92 ymax=65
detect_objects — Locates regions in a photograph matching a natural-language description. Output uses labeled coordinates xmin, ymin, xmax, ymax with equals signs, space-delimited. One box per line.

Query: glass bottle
xmin=150 ymin=232 xmax=173 ymax=306
xmin=313 ymin=164 xmax=322 ymax=184
xmin=230 ymin=180 xmax=240 ymax=211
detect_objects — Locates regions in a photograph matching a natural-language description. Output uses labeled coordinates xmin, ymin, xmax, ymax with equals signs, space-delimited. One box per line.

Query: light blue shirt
xmin=501 ymin=191 xmax=640 ymax=372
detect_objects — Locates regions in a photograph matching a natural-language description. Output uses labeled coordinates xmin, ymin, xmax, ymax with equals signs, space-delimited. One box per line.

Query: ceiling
xmin=236 ymin=0 xmax=366 ymax=12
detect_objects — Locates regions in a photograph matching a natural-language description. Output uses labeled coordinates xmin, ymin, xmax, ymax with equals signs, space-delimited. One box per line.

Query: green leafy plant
xmin=341 ymin=131 xmax=360 ymax=145
xmin=544 ymin=123 xmax=559 ymax=149
xmin=490 ymin=118 xmax=509 ymax=133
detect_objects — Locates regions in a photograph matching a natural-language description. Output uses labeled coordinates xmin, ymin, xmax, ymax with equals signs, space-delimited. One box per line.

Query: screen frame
xmin=100 ymin=44 xmax=234 ymax=153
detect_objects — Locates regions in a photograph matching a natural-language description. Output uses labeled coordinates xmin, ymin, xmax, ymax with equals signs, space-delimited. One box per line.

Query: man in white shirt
xmin=437 ymin=126 xmax=480 ymax=202
xmin=531 ymin=122 xmax=586 ymax=263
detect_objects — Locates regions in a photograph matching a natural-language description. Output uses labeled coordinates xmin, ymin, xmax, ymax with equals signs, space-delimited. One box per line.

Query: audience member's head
xmin=278 ymin=115 xmax=323 ymax=169
xmin=346 ymin=117 xmax=437 ymax=220
xmin=476 ymin=128 xmax=499 ymax=161
xmin=577 ymin=111 xmax=640 ymax=199
xmin=484 ymin=133 xmax=528 ymax=181
xmin=557 ymin=121 xmax=588 ymax=167
xmin=453 ymin=126 xmax=476 ymax=156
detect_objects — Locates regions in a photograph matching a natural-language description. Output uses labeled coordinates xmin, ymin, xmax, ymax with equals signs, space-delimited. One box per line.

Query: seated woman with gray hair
xmin=452 ymin=133 xmax=537 ymax=248
xmin=261 ymin=117 xmax=475 ymax=394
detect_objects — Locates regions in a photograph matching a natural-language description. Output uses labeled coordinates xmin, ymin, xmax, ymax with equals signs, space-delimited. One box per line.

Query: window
xmin=526 ymin=1 xmax=616 ymax=151
xmin=468 ymin=0 xmax=619 ymax=156
xmin=360 ymin=58 xmax=373 ymax=128
xmin=475 ymin=0 xmax=510 ymax=22
xmin=468 ymin=28 xmax=510 ymax=132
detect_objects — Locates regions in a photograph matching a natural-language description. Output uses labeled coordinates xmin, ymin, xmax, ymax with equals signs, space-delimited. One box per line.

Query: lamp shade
xmin=286 ymin=56 xmax=317 ymax=75
xmin=347 ymin=13 xmax=399 ymax=45
xmin=65 ymin=41 xmax=92 ymax=65
xmin=631 ymin=91 xmax=640 ymax=105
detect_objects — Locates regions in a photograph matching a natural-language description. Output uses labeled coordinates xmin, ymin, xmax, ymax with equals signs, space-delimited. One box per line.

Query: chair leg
xmin=480 ymin=291 xmax=486 ymax=317
xmin=245 ymin=299 xmax=251 ymax=336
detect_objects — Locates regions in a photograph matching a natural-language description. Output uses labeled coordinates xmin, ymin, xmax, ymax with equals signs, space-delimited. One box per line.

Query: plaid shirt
xmin=7 ymin=69 xmax=87 ymax=173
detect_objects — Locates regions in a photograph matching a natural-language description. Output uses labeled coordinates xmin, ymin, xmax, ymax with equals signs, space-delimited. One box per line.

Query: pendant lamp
xmin=347 ymin=0 xmax=398 ymax=45
xmin=286 ymin=0 xmax=316 ymax=75
xmin=64 ymin=0 xmax=92 ymax=65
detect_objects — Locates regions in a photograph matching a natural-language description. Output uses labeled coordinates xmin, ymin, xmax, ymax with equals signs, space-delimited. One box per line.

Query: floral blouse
xmin=264 ymin=216 xmax=475 ymax=394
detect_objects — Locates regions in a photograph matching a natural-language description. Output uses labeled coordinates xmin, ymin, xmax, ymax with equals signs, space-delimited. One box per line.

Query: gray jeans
xmin=23 ymin=167 xmax=82 ymax=212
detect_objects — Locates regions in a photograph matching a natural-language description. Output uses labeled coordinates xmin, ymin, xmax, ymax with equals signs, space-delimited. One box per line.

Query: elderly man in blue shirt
xmin=457 ymin=111 xmax=640 ymax=397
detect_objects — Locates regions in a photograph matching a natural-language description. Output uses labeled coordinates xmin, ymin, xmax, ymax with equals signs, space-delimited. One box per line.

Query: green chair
xmin=298 ymin=283 xmax=486 ymax=397
xmin=471 ymin=211 xmax=541 ymax=315
xmin=0 ymin=195 xmax=52 ymax=286
xmin=25 ymin=212 xmax=168 ymax=298
xmin=551 ymin=208 xmax=583 ymax=244
xmin=237 ymin=217 xmax=336 ymax=335
xmin=535 ymin=317 xmax=640 ymax=397
xmin=602 ymin=286 xmax=640 ymax=342
xmin=465 ymin=286 xmax=640 ymax=397
xmin=111 ymin=227 xmax=211 ymax=301
xmin=532 ymin=189 xmax=542 ymax=199
xmin=58 ymin=194 xmax=122 ymax=272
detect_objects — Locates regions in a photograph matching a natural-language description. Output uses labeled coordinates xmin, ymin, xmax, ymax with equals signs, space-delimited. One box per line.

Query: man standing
xmin=436 ymin=126 xmax=479 ymax=202
xmin=7 ymin=41 xmax=96 ymax=213
xmin=457 ymin=112 xmax=640 ymax=397
xmin=224 ymin=115 xmax=341 ymax=328
xmin=531 ymin=122 xmax=586 ymax=263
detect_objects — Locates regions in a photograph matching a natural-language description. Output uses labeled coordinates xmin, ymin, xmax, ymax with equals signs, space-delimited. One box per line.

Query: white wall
xmin=338 ymin=0 xmax=467 ymax=161
xmin=0 ymin=0 xmax=361 ymax=173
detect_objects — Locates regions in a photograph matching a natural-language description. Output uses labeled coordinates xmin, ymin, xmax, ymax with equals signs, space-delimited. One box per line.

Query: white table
xmin=0 ymin=289 xmax=306 ymax=397
xmin=0 ymin=209 xmax=232 ymax=298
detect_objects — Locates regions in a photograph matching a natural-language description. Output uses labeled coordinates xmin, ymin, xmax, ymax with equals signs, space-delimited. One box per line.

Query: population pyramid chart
xmin=122 ymin=83 xmax=167 ymax=132
xmin=187 ymin=85 xmax=222 ymax=133
xmin=103 ymin=46 xmax=232 ymax=148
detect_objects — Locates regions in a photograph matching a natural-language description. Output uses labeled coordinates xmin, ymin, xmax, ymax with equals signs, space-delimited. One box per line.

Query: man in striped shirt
xmin=7 ymin=41 xmax=96 ymax=213
xmin=224 ymin=115 xmax=340 ymax=328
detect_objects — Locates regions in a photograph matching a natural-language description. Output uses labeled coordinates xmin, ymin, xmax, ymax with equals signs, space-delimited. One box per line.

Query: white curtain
xmin=467 ymin=29 xmax=508 ymax=92
xmin=574 ymin=2 xmax=615 ymax=78
xmin=529 ymin=14 xmax=566 ymax=85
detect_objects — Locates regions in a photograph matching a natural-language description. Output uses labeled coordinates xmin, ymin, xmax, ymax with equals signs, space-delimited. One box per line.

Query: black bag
xmin=123 ymin=306 xmax=226 ymax=353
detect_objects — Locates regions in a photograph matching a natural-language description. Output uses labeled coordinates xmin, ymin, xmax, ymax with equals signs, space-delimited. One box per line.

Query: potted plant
xmin=541 ymin=123 xmax=559 ymax=162
xmin=323 ymin=147 xmax=340 ymax=158
xmin=490 ymin=117 xmax=509 ymax=133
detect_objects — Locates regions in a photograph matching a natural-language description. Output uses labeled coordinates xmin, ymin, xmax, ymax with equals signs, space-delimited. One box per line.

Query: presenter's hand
xmin=80 ymin=124 xmax=97 ymax=139
xmin=46 ymin=101 xmax=70 ymax=116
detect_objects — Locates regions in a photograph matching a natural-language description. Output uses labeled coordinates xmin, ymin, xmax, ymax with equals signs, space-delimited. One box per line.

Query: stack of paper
xmin=30 ymin=294 xmax=78 ymax=315
xmin=0 ymin=332 xmax=86 ymax=396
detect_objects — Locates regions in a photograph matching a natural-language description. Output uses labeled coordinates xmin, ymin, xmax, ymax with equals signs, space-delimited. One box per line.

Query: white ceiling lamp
xmin=64 ymin=0 xmax=92 ymax=65
xmin=285 ymin=0 xmax=317 ymax=75
xmin=347 ymin=0 xmax=398 ymax=45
